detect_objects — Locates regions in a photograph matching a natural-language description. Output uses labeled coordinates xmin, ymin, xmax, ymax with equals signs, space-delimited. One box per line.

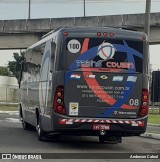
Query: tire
xmin=36 ymin=115 xmax=47 ymax=141
xmin=22 ymin=119 xmax=30 ymax=130
xmin=21 ymin=116 xmax=31 ymax=130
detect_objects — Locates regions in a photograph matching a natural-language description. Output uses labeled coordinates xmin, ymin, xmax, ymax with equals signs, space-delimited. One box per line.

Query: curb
xmin=0 ymin=111 xmax=18 ymax=113
xmin=0 ymin=111 xmax=19 ymax=116
xmin=0 ymin=102 xmax=18 ymax=106
xmin=140 ymin=133 xmax=160 ymax=140
xmin=147 ymin=123 xmax=160 ymax=127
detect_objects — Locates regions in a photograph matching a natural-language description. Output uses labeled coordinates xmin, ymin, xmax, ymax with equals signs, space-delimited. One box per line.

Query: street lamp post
xmin=145 ymin=0 xmax=151 ymax=37
xmin=28 ymin=0 xmax=31 ymax=19
xmin=84 ymin=0 xmax=86 ymax=17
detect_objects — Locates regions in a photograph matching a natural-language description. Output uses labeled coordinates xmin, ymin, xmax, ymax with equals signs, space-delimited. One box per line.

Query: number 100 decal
xmin=67 ymin=39 xmax=81 ymax=54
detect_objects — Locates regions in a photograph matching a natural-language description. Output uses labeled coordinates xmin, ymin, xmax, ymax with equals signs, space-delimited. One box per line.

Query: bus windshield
xmin=65 ymin=38 xmax=143 ymax=73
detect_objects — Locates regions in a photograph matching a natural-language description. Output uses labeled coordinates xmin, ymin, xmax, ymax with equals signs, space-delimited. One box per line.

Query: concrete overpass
xmin=0 ymin=12 xmax=160 ymax=49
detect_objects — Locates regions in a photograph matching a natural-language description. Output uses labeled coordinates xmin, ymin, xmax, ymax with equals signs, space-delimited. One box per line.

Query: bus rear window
xmin=65 ymin=38 xmax=143 ymax=73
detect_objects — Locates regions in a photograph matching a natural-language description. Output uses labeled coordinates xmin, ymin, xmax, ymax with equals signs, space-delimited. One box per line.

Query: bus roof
xmin=27 ymin=26 xmax=147 ymax=50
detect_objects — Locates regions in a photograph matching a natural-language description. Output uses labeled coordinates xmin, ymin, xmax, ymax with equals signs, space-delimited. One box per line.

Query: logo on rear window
xmin=97 ymin=42 xmax=116 ymax=60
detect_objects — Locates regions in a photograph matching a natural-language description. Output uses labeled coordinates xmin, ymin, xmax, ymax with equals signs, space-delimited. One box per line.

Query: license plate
xmin=93 ymin=124 xmax=110 ymax=130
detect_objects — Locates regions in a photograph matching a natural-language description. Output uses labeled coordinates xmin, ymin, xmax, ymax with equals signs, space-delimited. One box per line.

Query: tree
xmin=0 ymin=67 xmax=9 ymax=76
xmin=7 ymin=52 xmax=25 ymax=81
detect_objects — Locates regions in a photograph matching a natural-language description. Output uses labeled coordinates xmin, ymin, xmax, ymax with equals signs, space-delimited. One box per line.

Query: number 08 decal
xmin=67 ymin=39 xmax=81 ymax=53
xmin=129 ymin=99 xmax=139 ymax=106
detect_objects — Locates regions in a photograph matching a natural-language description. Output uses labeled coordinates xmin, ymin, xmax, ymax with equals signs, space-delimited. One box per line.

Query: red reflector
xmin=97 ymin=32 xmax=101 ymax=36
xmin=57 ymin=106 xmax=63 ymax=112
xmin=109 ymin=32 xmax=114 ymax=37
xmin=64 ymin=32 xmax=68 ymax=36
xmin=103 ymin=32 xmax=107 ymax=36
xmin=140 ymin=108 xmax=147 ymax=115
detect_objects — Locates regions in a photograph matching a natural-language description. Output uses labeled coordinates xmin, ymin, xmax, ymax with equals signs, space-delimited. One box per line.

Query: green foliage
xmin=0 ymin=105 xmax=18 ymax=111
xmin=7 ymin=52 xmax=25 ymax=81
xmin=0 ymin=67 xmax=9 ymax=76
xmin=148 ymin=114 xmax=160 ymax=124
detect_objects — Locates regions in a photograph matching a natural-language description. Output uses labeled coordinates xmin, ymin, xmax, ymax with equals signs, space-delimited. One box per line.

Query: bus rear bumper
xmin=53 ymin=116 xmax=148 ymax=137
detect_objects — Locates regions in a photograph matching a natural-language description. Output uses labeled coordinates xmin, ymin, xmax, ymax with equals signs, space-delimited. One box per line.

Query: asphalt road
xmin=0 ymin=112 xmax=159 ymax=162
xmin=147 ymin=125 xmax=160 ymax=134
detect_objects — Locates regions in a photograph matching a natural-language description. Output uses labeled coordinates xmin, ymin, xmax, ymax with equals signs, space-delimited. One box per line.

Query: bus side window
xmin=30 ymin=45 xmax=44 ymax=82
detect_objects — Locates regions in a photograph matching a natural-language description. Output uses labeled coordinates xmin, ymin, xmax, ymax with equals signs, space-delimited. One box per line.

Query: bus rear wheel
xmin=22 ymin=119 xmax=30 ymax=130
xmin=20 ymin=106 xmax=32 ymax=130
xmin=21 ymin=115 xmax=32 ymax=130
xmin=36 ymin=116 xmax=47 ymax=141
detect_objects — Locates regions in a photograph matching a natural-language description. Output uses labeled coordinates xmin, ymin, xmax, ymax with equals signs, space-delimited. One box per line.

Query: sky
xmin=0 ymin=0 xmax=160 ymax=70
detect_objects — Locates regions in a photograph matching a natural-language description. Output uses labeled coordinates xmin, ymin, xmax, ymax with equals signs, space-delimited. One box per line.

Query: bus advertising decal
xmin=65 ymin=38 xmax=142 ymax=117
xmin=80 ymin=38 xmax=137 ymax=108
xmin=85 ymin=74 xmax=95 ymax=79
xmin=70 ymin=74 xmax=81 ymax=80
xmin=97 ymin=41 xmax=116 ymax=60
xmin=100 ymin=75 xmax=108 ymax=80
xmin=127 ymin=76 xmax=137 ymax=82
xmin=112 ymin=76 xmax=124 ymax=82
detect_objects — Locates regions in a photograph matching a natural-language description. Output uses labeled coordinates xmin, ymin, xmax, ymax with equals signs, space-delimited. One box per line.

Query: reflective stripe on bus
xmin=59 ymin=119 xmax=144 ymax=127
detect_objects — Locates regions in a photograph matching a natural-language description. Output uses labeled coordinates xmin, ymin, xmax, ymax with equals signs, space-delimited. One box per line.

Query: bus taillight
xmin=53 ymin=86 xmax=66 ymax=115
xmin=103 ymin=32 xmax=107 ymax=36
xmin=138 ymin=89 xmax=149 ymax=117
xmin=109 ymin=32 xmax=114 ymax=37
xmin=97 ymin=32 xmax=101 ymax=36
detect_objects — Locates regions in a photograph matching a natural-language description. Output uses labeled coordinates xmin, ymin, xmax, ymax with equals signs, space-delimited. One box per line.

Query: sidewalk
xmin=141 ymin=123 xmax=160 ymax=140
xmin=147 ymin=123 xmax=160 ymax=127
xmin=141 ymin=133 xmax=160 ymax=140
